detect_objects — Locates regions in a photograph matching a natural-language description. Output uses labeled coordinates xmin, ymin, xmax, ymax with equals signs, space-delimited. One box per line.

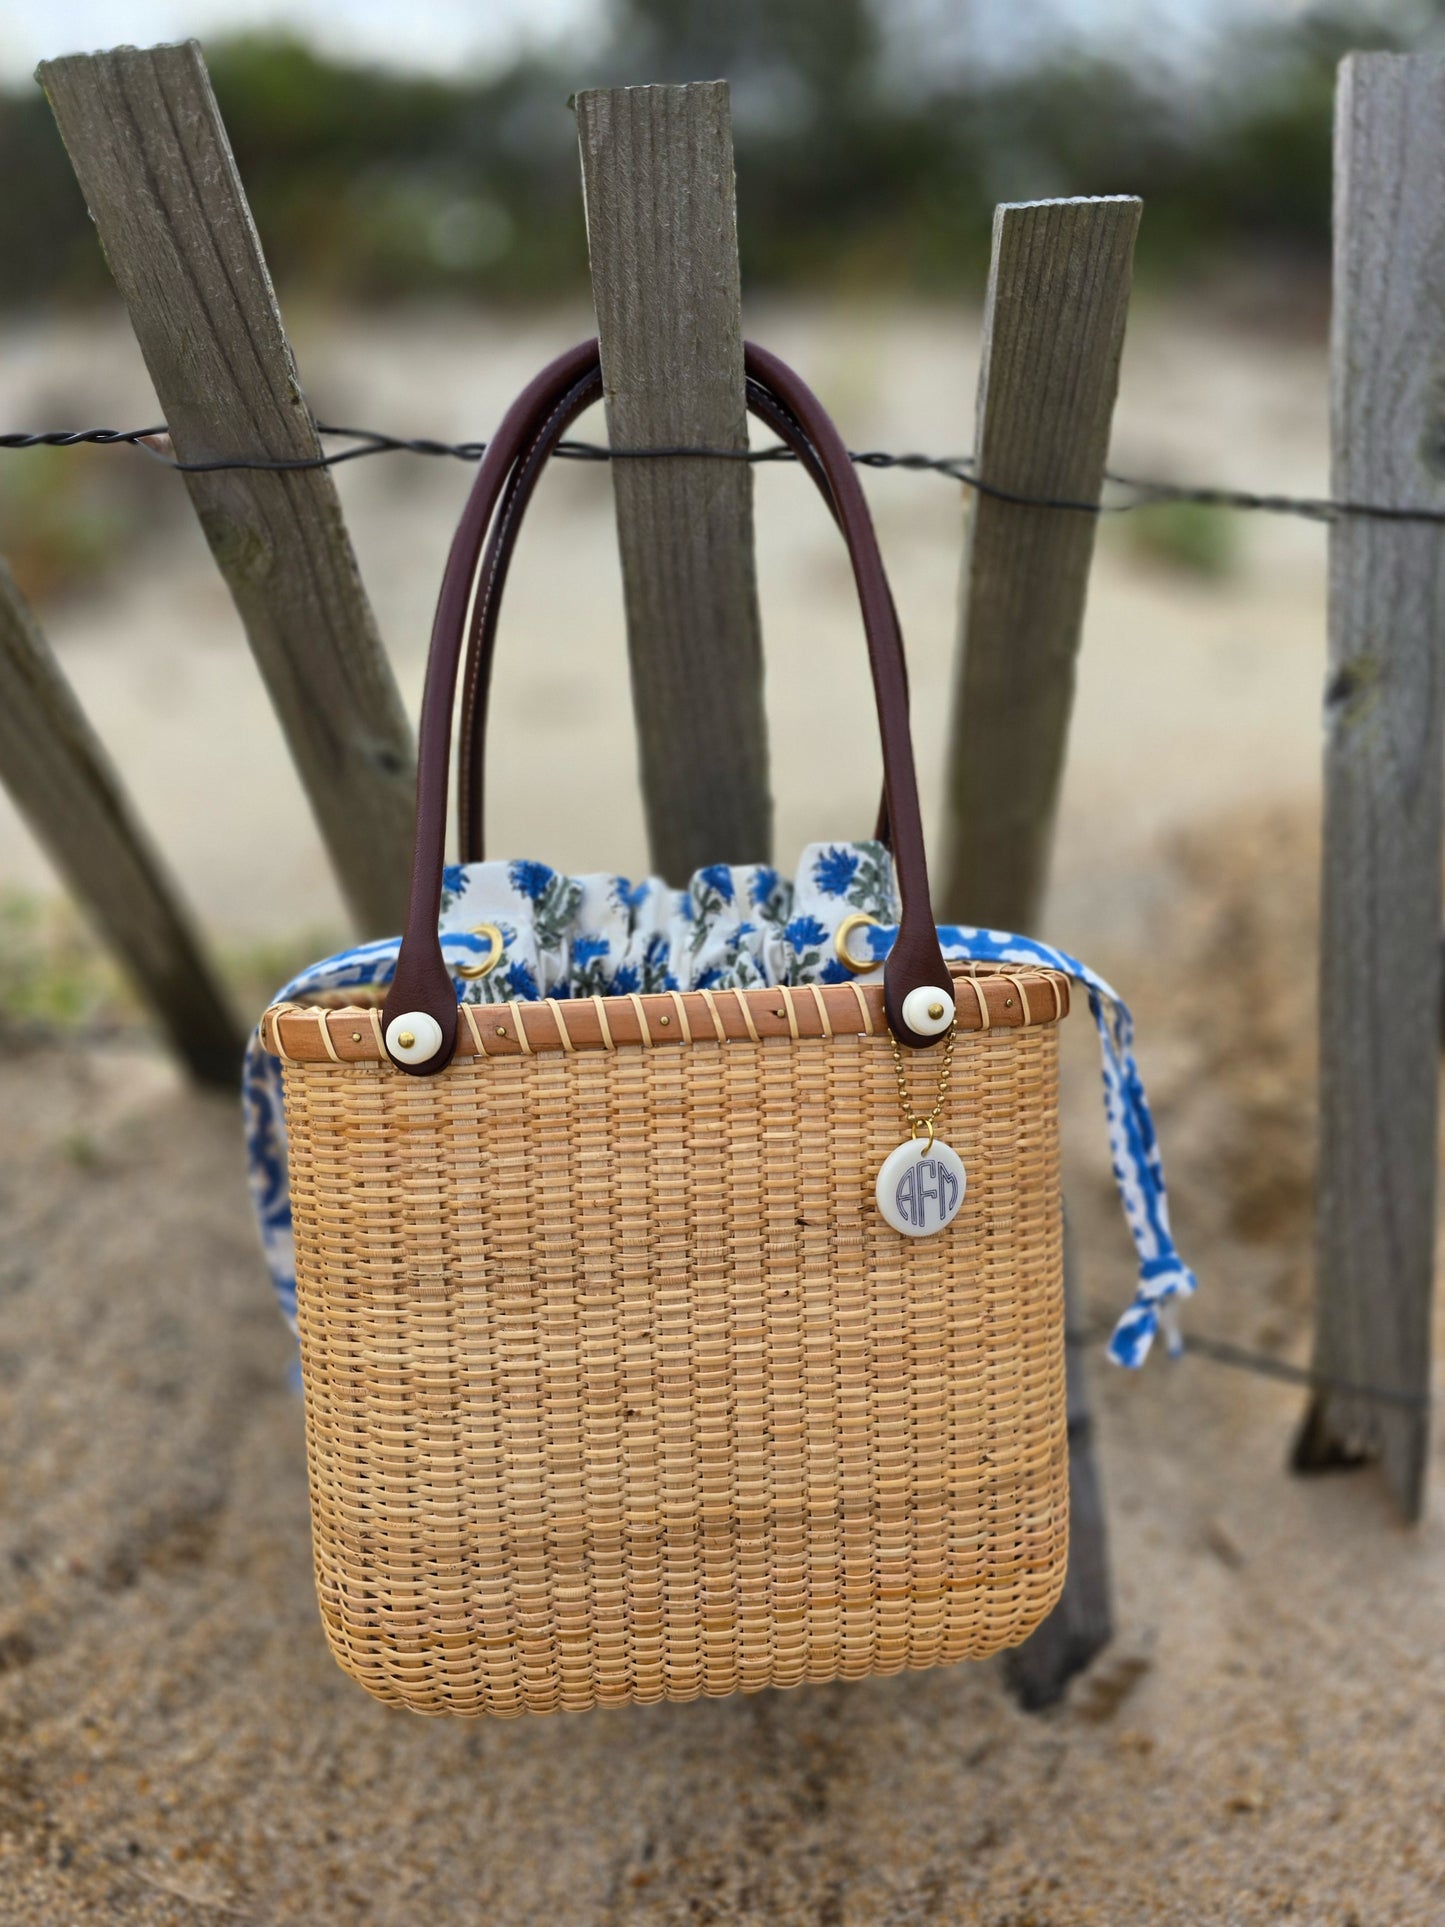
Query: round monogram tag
xmin=875 ymin=1136 xmax=967 ymax=1238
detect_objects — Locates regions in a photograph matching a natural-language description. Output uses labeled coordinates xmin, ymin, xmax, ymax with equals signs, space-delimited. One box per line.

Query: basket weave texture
xmin=267 ymin=971 xmax=1069 ymax=1717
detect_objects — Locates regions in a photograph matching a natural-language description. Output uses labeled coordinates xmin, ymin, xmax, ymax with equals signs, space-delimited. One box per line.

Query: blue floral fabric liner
xmin=245 ymin=841 xmax=1195 ymax=1367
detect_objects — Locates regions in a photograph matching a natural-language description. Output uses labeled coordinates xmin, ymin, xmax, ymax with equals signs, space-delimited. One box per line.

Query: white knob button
xmin=901 ymin=984 xmax=955 ymax=1037
xmin=385 ymin=1010 xmax=444 ymax=1066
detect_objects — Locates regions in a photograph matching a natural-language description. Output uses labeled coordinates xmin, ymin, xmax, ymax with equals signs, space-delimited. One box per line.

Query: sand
xmin=2 ymin=299 xmax=1443 ymax=1923
xmin=2 ymin=808 xmax=1443 ymax=1926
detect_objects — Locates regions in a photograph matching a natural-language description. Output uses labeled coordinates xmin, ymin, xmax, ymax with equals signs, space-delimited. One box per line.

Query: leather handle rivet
xmin=385 ymin=1011 xmax=444 ymax=1066
xmin=901 ymin=985 xmax=955 ymax=1038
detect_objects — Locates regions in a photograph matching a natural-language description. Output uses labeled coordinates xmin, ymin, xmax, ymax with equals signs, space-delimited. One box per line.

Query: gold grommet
xmin=833 ymin=911 xmax=884 ymax=975
xmin=456 ymin=922 xmax=505 ymax=981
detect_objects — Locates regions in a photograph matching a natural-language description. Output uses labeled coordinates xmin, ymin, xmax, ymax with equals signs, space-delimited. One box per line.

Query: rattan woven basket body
xmin=264 ymin=968 xmax=1068 ymax=1716
xmin=260 ymin=337 xmax=1074 ymax=1717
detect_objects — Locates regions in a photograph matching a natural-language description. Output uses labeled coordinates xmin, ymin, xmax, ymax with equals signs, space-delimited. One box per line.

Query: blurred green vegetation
xmin=0 ymin=447 xmax=157 ymax=604
xmin=0 ymin=884 xmax=346 ymax=1045
xmin=1121 ymin=501 xmax=1243 ymax=579
xmin=0 ymin=0 xmax=1440 ymax=311
xmin=0 ymin=888 xmax=129 ymax=1032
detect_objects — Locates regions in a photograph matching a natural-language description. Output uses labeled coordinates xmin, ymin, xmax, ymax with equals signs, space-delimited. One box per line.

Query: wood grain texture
xmin=938 ymin=197 xmax=1139 ymax=931
xmin=38 ymin=42 xmax=414 ymax=936
xmin=1296 ymin=54 xmax=1445 ymax=1519
xmin=938 ymin=199 xmax=1137 ymax=1704
xmin=263 ymin=963 xmax=1070 ymax=1063
xmin=576 ymin=82 xmax=770 ymax=882
xmin=0 ymin=560 xmax=242 ymax=1084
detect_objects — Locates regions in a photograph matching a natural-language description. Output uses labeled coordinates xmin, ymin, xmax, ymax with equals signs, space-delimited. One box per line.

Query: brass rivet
xmin=1004 ymin=997 xmax=1014 ymax=1008
xmin=659 ymin=1013 xmax=670 ymax=1025
xmin=351 ymin=1031 xmax=362 ymax=1043
xmin=774 ymin=1008 xmax=785 ymax=1018
xmin=397 ymin=1030 xmax=416 ymax=1050
xmin=928 ymin=1001 xmax=945 ymax=1021
xmin=496 ymin=1024 xmax=508 ymax=1037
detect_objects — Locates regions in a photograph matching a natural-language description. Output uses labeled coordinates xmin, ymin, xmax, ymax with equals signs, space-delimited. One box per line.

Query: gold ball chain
xmin=888 ymin=1021 xmax=957 ymax=1152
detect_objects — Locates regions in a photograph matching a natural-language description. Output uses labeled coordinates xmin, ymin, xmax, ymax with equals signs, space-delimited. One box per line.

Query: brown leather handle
xmin=455 ymin=369 xmax=900 ymax=862
xmin=383 ymin=337 xmax=949 ymax=1072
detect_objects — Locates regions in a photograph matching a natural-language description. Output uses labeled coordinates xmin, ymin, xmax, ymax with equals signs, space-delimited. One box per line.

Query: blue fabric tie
xmin=244 ymin=842 xmax=1196 ymax=1364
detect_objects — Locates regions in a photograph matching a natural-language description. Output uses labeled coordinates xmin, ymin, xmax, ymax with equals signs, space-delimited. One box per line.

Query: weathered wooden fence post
xmin=0 ymin=561 xmax=242 ymax=1084
xmin=1294 ymin=52 xmax=1445 ymax=1520
xmin=39 ymin=43 xmax=415 ymax=936
xmin=940 ymin=197 xmax=1140 ymax=932
xmin=575 ymin=81 xmax=771 ymax=879
xmin=939 ymin=198 xmax=1141 ymax=1705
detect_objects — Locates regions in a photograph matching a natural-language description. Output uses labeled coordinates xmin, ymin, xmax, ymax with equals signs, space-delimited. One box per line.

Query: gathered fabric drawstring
xmin=245 ymin=844 xmax=1196 ymax=1367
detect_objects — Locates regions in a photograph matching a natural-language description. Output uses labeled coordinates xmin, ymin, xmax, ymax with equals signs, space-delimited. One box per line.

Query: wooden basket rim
xmin=262 ymin=964 xmax=1069 ymax=1066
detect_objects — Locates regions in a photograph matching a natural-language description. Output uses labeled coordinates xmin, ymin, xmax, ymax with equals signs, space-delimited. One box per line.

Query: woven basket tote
xmin=262 ymin=339 xmax=1070 ymax=1718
